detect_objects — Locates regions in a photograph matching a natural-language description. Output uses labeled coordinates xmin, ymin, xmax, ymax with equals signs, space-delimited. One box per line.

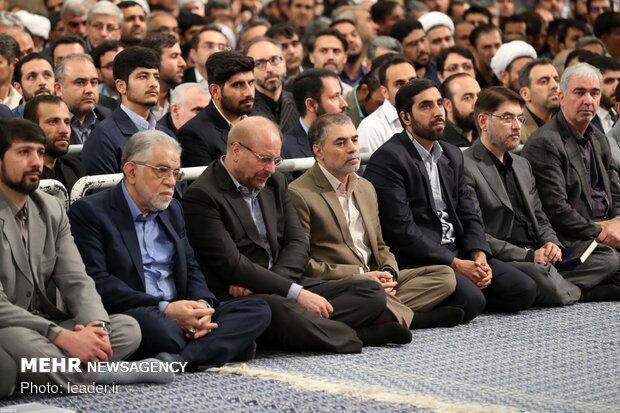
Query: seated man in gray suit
xmin=464 ymin=87 xmax=619 ymax=306
xmin=0 ymin=120 xmax=172 ymax=394
xmin=521 ymin=63 xmax=620 ymax=302
xmin=289 ymin=113 xmax=463 ymax=328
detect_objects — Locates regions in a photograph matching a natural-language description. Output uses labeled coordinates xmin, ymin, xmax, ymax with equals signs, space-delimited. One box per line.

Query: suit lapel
xmin=0 ymin=199 xmax=32 ymax=286
xmin=564 ymin=133 xmax=593 ymax=210
xmin=110 ymin=186 xmax=146 ymax=288
xmin=402 ymin=133 xmax=435 ymax=209
xmin=472 ymin=141 xmax=513 ymax=211
xmin=311 ymin=164 xmax=362 ymax=262
xmin=512 ymin=158 xmax=541 ymax=236
xmin=258 ymin=186 xmax=279 ymax=260
xmin=353 ymin=183 xmax=380 ymax=260
xmin=590 ymin=133 xmax=612 ymax=201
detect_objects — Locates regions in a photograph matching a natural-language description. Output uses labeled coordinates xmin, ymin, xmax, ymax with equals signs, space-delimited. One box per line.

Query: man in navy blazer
xmin=82 ymin=47 xmax=175 ymax=176
xmin=69 ymin=131 xmax=271 ymax=370
xmin=365 ymin=79 xmax=537 ymax=323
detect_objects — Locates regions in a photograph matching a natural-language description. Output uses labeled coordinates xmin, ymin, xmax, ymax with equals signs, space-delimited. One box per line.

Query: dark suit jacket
xmin=182 ymin=159 xmax=315 ymax=299
xmin=364 ymin=130 xmax=490 ymax=269
xmin=251 ymin=89 xmax=299 ymax=134
xmin=463 ymin=139 xmax=561 ymax=262
xmin=98 ymin=95 xmax=119 ymax=113
xmin=81 ymin=107 xmax=175 ymax=175
xmin=41 ymin=154 xmax=85 ymax=195
xmin=282 ymin=119 xmax=312 ymax=159
xmin=68 ymin=183 xmax=215 ymax=314
xmin=177 ymin=101 xmax=230 ymax=167
xmin=442 ymin=120 xmax=477 ymax=148
xmin=521 ymin=111 xmax=620 ymax=243
xmin=182 ymin=67 xmax=198 ymax=84
xmin=69 ymin=105 xmax=113 ymax=145
xmin=157 ymin=112 xmax=177 ymax=135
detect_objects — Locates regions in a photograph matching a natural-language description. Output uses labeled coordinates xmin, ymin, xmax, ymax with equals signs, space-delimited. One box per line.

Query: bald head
xmin=225 ymin=116 xmax=282 ymax=190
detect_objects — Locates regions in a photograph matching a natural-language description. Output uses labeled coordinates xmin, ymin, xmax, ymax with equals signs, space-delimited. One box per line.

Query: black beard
xmin=1 ymin=164 xmax=40 ymax=195
xmin=453 ymin=108 xmax=476 ymax=132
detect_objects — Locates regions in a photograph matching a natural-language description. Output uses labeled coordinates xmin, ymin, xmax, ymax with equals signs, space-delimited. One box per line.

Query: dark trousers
xmin=441 ymin=257 xmax=536 ymax=323
xmin=257 ymin=279 xmax=386 ymax=354
xmin=125 ymin=297 xmax=270 ymax=370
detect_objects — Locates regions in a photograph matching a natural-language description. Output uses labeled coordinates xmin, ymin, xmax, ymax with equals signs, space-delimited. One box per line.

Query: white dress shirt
xmin=357 ymin=99 xmax=403 ymax=154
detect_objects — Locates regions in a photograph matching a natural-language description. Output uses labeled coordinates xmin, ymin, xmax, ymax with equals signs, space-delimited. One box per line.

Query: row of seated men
xmin=3 ymin=58 xmax=620 ymax=397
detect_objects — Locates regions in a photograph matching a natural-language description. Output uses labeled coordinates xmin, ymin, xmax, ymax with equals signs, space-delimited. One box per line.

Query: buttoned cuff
xmin=287 ymin=283 xmax=303 ymax=300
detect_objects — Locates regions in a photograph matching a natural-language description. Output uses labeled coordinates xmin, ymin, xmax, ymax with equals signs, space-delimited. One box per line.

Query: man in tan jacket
xmin=289 ymin=113 xmax=464 ymax=329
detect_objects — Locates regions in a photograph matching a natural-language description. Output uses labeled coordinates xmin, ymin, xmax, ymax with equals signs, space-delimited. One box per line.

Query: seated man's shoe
xmin=356 ymin=322 xmax=412 ymax=347
xmin=410 ymin=306 xmax=465 ymax=329
xmin=234 ymin=341 xmax=257 ymax=362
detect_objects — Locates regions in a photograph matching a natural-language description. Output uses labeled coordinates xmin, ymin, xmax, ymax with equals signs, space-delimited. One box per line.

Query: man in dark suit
xmin=183 ymin=116 xmax=412 ymax=353
xmin=156 ymin=83 xmax=211 ymax=135
xmin=178 ymin=51 xmax=255 ymax=167
xmin=283 ymin=69 xmax=348 ymax=161
xmin=365 ymin=79 xmax=537 ymax=323
xmin=69 ymin=131 xmax=271 ymax=370
xmin=53 ymin=54 xmax=113 ymax=144
xmin=24 ymin=95 xmax=85 ymax=194
xmin=521 ymin=62 xmax=620 ymax=301
xmin=82 ymin=47 xmax=175 ymax=175
xmin=464 ymin=86 xmax=618 ymax=306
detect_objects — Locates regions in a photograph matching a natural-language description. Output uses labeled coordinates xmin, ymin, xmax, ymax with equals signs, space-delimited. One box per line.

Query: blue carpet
xmin=1 ymin=303 xmax=618 ymax=412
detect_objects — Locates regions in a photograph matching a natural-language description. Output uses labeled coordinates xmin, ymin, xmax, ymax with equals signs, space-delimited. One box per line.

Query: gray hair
xmin=559 ymin=62 xmax=603 ymax=94
xmin=55 ymin=53 xmax=94 ymax=83
xmin=308 ymin=113 xmax=354 ymax=150
xmin=61 ymin=0 xmax=94 ymax=19
xmin=88 ymin=1 xmax=123 ymax=25
xmin=0 ymin=11 xmax=24 ymax=30
xmin=121 ymin=130 xmax=181 ymax=168
xmin=367 ymin=36 xmax=403 ymax=61
xmin=170 ymin=82 xmax=210 ymax=106
xmin=575 ymin=36 xmax=608 ymax=55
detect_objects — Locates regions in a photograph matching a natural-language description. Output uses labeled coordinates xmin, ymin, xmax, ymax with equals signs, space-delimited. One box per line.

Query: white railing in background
xmin=67 ymin=144 xmax=83 ymax=155
xmin=39 ymin=179 xmax=69 ymax=210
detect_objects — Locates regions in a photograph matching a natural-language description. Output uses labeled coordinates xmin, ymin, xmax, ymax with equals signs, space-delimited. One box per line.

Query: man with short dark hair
xmin=11 ymin=53 xmax=54 ymax=118
xmin=389 ymin=20 xmax=437 ymax=83
xmin=24 ymin=95 xmax=85 ymax=194
xmin=370 ymin=1 xmax=404 ymax=36
xmin=464 ymin=86 xmax=619 ymax=306
xmin=50 ymin=35 xmax=86 ymax=65
xmin=331 ymin=19 xmax=368 ymax=87
xmin=182 ymin=25 xmax=229 ymax=86
xmin=587 ymin=55 xmax=620 ymax=133
xmin=92 ymin=40 xmax=124 ymax=100
xmin=70 ymin=131 xmax=271 ymax=370
xmin=307 ymin=28 xmax=350 ymax=93
xmin=119 ymin=1 xmax=148 ymax=47
xmin=82 ymin=47 xmax=174 ymax=175
xmin=470 ymin=24 xmax=503 ymax=88
xmin=436 ymin=46 xmax=476 ymax=82
xmin=0 ymin=34 xmax=21 ymax=109
xmin=358 ymin=54 xmax=417 ymax=153
xmin=286 ymin=0 xmax=316 ymax=30
xmin=365 ymin=79 xmax=537 ymax=323
xmin=593 ymin=11 xmax=620 ymax=62
xmin=140 ymin=33 xmax=187 ymax=121
xmin=283 ymin=69 xmax=347 ymax=160
xmin=441 ymin=73 xmax=481 ymax=147
xmin=266 ymin=23 xmax=304 ymax=80
xmin=178 ymin=51 xmax=255 ymax=167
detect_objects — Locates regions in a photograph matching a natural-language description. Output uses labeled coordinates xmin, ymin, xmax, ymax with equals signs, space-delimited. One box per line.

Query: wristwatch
xmin=92 ymin=321 xmax=112 ymax=334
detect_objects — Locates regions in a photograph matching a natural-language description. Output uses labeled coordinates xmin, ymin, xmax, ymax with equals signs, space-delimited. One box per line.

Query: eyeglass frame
xmin=254 ymin=55 xmax=285 ymax=70
xmin=88 ymin=22 xmax=120 ymax=32
xmin=198 ymin=41 xmax=231 ymax=51
xmin=133 ymin=162 xmax=185 ymax=180
xmin=484 ymin=112 xmax=527 ymax=125
xmin=235 ymin=141 xmax=283 ymax=166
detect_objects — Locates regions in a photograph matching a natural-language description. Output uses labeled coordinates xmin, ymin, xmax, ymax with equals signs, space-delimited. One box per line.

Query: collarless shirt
xmin=220 ymin=158 xmax=302 ymax=299
xmin=410 ymin=134 xmax=455 ymax=245
xmin=121 ymin=181 xmax=176 ymax=311
xmin=70 ymin=111 xmax=97 ymax=144
xmin=563 ymin=113 xmax=609 ymax=219
xmin=317 ymin=163 xmax=372 ymax=272
xmin=120 ymin=104 xmax=157 ymax=131
xmin=485 ymin=148 xmax=538 ymax=248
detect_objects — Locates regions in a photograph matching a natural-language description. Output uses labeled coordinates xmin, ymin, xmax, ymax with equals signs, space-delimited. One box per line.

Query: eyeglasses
xmin=89 ymin=23 xmax=120 ymax=32
xmin=134 ymin=162 xmax=185 ymax=180
xmin=254 ymin=55 xmax=284 ymax=70
xmin=199 ymin=41 xmax=230 ymax=51
xmin=236 ymin=142 xmax=283 ymax=166
xmin=485 ymin=113 xmax=527 ymax=125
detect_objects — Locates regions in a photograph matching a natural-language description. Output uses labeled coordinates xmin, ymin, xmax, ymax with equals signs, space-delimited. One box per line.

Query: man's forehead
xmin=227 ymin=71 xmax=254 ymax=83
xmin=248 ymin=41 xmax=281 ymax=58
xmin=130 ymin=67 xmax=159 ymax=76
xmin=23 ymin=59 xmax=53 ymax=72
xmin=39 ymin=102 xmax=70 ymax=116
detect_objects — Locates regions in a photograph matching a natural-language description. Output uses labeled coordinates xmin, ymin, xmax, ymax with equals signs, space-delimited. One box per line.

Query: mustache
xmin=24 ymin=167 xmax=41 ymax=177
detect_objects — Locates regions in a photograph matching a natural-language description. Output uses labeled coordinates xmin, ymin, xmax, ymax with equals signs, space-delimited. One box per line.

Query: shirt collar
xmin=220 ymin=157 xmax=261 ymax=198
xmin=120 ymin=104 xmax=157 ymax=131
xmin=383 ymin=99 xmax=399 ymax=124
xmin=299 ymin=117 xmax=310 ymax=134
xmin=408 ymin=130 xmax=443 ymax=162
xmin=317 ymin=162 xmax=358 ymax=197
xmin=70 ymin=110 xmax=97 ymax=128
xmin=121 ymin=180 xmax=159 ymax=221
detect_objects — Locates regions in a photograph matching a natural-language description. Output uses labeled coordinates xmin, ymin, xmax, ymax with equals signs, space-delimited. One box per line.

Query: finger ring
xmin=189 ymin=327 xmax=197 ymax=334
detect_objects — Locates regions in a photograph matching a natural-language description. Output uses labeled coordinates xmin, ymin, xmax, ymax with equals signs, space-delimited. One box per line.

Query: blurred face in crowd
xmin=309 ymin=35 xmax=347 ymax=74
xmin=121 ymin=5 xmax=147 ymax=46
xmin=402 ymin=28 xmax=430 ymax=68
xmin=426 ymin=26 xmax=454 ymax=59
xmin=97 ymin=47 xmax=124 ymax=93
xmin=15 ymin=58 xmax=54 ymax=102
xmin=37 ymin=101 xmax=72 ymax=158
xmin=332 ymin=21 xmax=363 ymax=61
xmin=439 ymin=52 xmax=476 ymax=81
xmin=444 ymin=75 xmax=481 ymax=132
xmin=274 ymin=33 xmax=304 ymax=76
xmin=247 ymin=41 xmax=286 ymax=95
xmin=159 ymin=42 xmax=186 ymax=87
xmin=87 ymin=14 xmax=122 ymax=48
xmin=54 ymin=59 xmax=99 ymax=118
xmin=383 ymin=62 xmax=417 ymax=106
xmin=520 ymin=63 xmax=560 ymax=114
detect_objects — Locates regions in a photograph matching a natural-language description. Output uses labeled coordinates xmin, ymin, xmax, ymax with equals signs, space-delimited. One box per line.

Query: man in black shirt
xmin=24 ymin=95 xmax=84 ymax=195
xmin=465 ymin=86 xmax=619 ymax=305
xmin=441 ymin=73 xmax=481 ymax=147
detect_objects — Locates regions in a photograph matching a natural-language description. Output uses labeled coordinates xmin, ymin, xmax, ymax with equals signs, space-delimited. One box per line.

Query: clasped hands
xmin=53 ymin=321 xmax=112 ymax=363
xmin=164 ymin=300 xmax=217 ymax=339
xmin=451 ymin=250 xmax=492 ymax=289
xmin=365 ymin=271 xmax=397 ymax=295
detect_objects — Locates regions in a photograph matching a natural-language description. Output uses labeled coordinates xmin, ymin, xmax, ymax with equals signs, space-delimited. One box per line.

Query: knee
xmin=220 ymin=298 xmax=272 ymax=329
xmin=354 ymin=280 xmax=387 ymax=313
xmin=109 ymin=314 xmax=141 ymax=355
xmin=435 ymin=266 xmax=457 ymax=295
xmin=0 ymin=346 xmax=16 ymax=399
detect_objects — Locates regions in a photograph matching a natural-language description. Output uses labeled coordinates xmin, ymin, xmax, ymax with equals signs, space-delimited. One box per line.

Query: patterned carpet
xmin=1 ymin=303 xmax=618 ymax=413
